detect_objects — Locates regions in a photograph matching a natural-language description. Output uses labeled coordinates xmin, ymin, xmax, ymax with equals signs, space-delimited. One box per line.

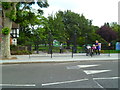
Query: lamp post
xmin=73 ymin=29 xmax=77 ymax=53
xmin=108 ymin=42 xmax=111 ymax=57
xmin=36 ymin=35 xmax=40 ymax=54
xmin=48 ymin=30 xmax=52 ymax=58
xmin=85 ymin=33 xmax=88 ymax=46
xmin=72 ymin=29 xmax=77 ymax=58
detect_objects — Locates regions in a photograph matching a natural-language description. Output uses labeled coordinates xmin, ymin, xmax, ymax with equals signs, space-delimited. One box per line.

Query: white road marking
xmin=67 ymin=64 xmax=100 ymax=69
xmin=66 ymin=66 xmax=79 ymax=69
xmin=77 ymin=64 xmax=100 ymax=68
xmin=1 ymin=64 xmax=20 ymax=66
xmin=93 ymin=77 xmax=120 ymax=80
xmin=94 ymin=80 xmax=104 ymax=88
xmin=42 ymin=78 xmax=88 ymax=86
xmin=0 ymin=84 xmax=36 ymax=87
xmin=84 ymin=70 xmax=111 ymax=75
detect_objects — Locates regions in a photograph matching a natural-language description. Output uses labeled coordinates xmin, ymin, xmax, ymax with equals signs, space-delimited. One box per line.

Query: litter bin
xmin=116 ymin=42 xmax=120 ymax=50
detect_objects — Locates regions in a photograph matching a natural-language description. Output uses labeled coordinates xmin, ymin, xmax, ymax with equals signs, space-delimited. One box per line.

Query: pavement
xmin=0 ymin=53 xmax=119 ymax=64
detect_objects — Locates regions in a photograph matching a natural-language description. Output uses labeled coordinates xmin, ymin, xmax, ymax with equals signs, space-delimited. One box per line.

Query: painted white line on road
xmin=67 ymin=64 xmax=100 ymax=69
xmin=66 ymin=66 xmax=79 ymax=69
xmin=1 ymin=64 xmax=20 ymax=66
xmin=94 ymin=80 xmax=104 ymax=88
xmin=0 ymin=84 xmax=36 ymax=87
xmin=84 ymin=70 xmax=111 ymax=75
xmin=93 ymin=77 xmax=120 ymax=80
xmin=77 ymin=64 xmax=100 ymax=68
xmin=42 ymin=78 xmax=88 ymax=86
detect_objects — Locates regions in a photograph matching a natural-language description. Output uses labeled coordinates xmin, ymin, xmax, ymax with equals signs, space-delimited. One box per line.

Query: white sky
xmin=33 ymin=0 xmax=119 ymax=27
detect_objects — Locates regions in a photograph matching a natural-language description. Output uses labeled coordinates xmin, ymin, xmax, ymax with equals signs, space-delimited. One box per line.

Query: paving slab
xmin=0 ymin=53 xmax=119 ymax=64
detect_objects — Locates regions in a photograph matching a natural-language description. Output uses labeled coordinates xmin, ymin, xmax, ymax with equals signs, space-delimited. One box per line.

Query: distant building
xmin=10 ymin=22 xmax=19 ymax=45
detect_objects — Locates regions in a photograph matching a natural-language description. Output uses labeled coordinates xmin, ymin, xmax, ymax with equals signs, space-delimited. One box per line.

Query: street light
xmin=73 ymin=29 xmax=77 ymax=53
xmin=36 ymin=35 xmax=40 ymax=54
xmin=48 ymin=30 xmax=52 ymax=58
xmin=72 ymin=29 xmax=77 ymax=58
xmin=85 ymin=33 xmax=88 ymax=46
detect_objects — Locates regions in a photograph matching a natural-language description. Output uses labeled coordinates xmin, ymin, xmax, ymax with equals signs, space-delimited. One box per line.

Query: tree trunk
xmin=66 ymin=39 xmax=70 ymax=49
xmin=1 ymin=2 xmax=17 ymax=59
xmin=1 ymin=10 xmax=12 ymax=59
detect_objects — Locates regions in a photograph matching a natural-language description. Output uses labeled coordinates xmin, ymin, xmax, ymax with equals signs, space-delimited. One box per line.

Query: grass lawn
xmin=100 ymin=50 xmax=120 ymax=53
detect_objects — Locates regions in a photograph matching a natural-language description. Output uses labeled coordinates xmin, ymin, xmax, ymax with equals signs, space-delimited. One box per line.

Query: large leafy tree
xmin=46 ymin=14 xmax=65 ymax=42
xmin=110 ymin=22 xmax=120 ymax=41
xmin=96 ymin=24 xmax=117 ymax=42
xmin=1 ymin=1 xmax=49 ymax=59
xmin=56 ymin=10 xmax=93 ymax=47
xmin=46 ymin=10 xmax=95 ymax=47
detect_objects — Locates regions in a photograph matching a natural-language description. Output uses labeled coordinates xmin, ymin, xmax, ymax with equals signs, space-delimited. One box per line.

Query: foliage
xmin=96 ymin=24 xmax=117 ymax=42
xmin=10 ymin=45 xmax=32 ymax=55
xmin=2 ymin=27 xmax=10 ymax=35
xmin=110 ymin=22 xmax=120 ymax=41
xmin=11 ymin=50 xmax=32 ymax=55
xmin=100 ymin=50 xmax=120 ymax=53
xmin=14 ymin=1 xmax=49 ymax=45
xmin=17 ymin=15 xmax=48 ymax=46
xmin=45 ymin=10 xmax=94 ymax=48
xmin=2 ymin=2 xmax=11 ymax=9
xmin=2 ymin=2 xmax=17 ymax=21
xmin=81 ymin=32 xmax=107 ymax=48
xmin=6 ymin=10 xmax=16 ymax=21
xmin=1 ymin=1 xmax=49 ymax=57
xmin=10 ymin=45 xmax=17 ymax=51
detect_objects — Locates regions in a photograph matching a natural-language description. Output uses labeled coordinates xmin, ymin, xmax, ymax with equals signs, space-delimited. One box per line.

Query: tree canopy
xmin=1 ymin=1 xmax=49 ymax=58
xmin=96 ymin=24 xmax=117 ymax=42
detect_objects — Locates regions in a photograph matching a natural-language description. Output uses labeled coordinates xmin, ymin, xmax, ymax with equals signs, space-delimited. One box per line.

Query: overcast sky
xmin=33 ymin=0 xmax=119 ymax=27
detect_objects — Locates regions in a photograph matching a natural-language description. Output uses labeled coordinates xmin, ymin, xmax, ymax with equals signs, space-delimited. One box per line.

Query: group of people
xmin=86 ymin=40 xmax=101 ymax=56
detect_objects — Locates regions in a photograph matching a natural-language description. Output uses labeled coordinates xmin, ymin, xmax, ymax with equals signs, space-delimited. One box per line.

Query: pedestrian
xmin=86 ymin=44 xmax=91 ymax=56
xmin=108 ymin=42 xmax=112 ymax=56
xmin=60 ymin=43 xmax=63 ymax=53
xmin=92 ymin=44 xmax=96 ymax=54
xmin=95 ymin=40 xmax=100 ymax=55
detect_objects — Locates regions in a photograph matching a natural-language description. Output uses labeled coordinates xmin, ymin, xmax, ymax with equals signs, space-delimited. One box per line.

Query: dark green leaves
xmin=2 ymin=27 xmax=10 ymax=35
xmin=2 ymin=2 xmax=11 ymax=9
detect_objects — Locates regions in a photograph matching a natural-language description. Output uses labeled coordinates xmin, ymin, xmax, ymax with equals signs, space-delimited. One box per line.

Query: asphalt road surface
xmin=1 ymin=60 xmax=120 ymax=89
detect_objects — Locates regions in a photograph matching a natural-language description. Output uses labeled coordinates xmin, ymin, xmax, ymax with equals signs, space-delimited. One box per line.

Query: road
xmin=1 ymin=60 xmax=120 ymax=89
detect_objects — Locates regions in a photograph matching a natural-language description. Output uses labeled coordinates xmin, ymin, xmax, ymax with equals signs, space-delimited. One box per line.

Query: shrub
xmin=10 ymin=45 xmax=17 ymax=51
xmin=100 ymin=50 xmax=104 ymax=53
xmin=11 ymin=50 xmax=32 ymax=55
xmin=2 ymin=27 xmax=10 ymax=35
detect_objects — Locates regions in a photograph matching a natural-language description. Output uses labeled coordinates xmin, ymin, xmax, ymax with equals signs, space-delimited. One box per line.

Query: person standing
xmin=60 ymin=43 xmax=63 ymax=53
xmin=108 ymin=42 xmax=112 ymax=56
xmin=95 ymin=40 xmax=100 ymax=55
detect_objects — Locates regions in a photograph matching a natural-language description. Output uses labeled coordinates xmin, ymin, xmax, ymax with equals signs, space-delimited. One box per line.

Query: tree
xmin=96 ymin=24 xmax=117 ymax=42
xmin=1 ymin=1 xmax=49 ymax=59
xmin=46 ymin=10 xmax=95 ymax=48
xmin=47 ymin=14 xmax=65 ymax=42
xmin=110 ymin=22 xmax=120 ymax=41
xmin=57 ymin=10 xmax=93 ymax=47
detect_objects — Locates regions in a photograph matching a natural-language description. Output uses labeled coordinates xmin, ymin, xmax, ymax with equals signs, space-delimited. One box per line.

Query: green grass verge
xmin=100 ymin=50 xmax=120 ymax=53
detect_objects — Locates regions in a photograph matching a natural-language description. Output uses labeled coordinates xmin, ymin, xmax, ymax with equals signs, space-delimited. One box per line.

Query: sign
xmin=53 ymin=40 xmax=60 ymax=47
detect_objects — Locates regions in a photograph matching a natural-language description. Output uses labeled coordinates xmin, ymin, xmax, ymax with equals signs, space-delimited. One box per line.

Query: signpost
xmin=53 ymin=40 xmax=60 ymax=47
